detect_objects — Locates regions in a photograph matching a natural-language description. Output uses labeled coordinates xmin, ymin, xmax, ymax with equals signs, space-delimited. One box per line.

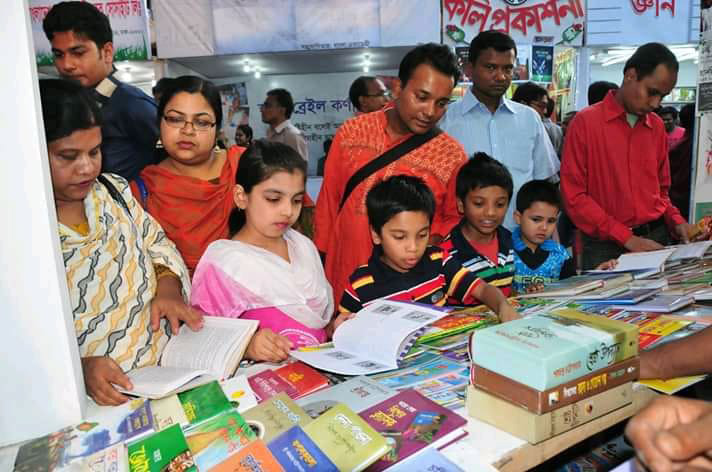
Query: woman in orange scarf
xmin=131 ymin=76 xmax=243 ymax=273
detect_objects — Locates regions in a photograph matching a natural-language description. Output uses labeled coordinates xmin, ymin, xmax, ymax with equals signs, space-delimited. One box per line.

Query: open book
xmin=587 ymin=248 xmax=676 ymax=277
xmin=119 ymin=316 xmax=259 ymax=399
xmin=291 ymin=300 xmax=450 ymax=375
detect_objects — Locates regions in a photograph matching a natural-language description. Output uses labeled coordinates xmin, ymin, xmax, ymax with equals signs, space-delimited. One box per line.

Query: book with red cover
xmin=274 ymin=361 xmax=330 ymax=399
xmin=358 ymin=389 xmax=467 ymax=471
xmin=247 ymin=370 xmax=297 ymax=402
xmin=471 ymin=357 xmax=640 ymax=414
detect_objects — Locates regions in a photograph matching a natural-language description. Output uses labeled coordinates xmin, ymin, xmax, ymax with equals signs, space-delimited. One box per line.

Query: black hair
xmin=39 ymin=79 xmax=101 ymax=143
xmin=456 ymin=152 xmax=513 ymax=202
xmin=468 ymin=30 xmax=517 ymax=65
xmin=228 ymin=140 xmax=307 ymax=235
xmin=157 ymin=75 xmax=223 ymax=131
xmin=624 ymin=42 xmax=679 ymax=80
xmin=516 ymin=179 xmax=561 ymax=213
xmin=679 ymin=103 xmax=695 ymax=131
xmin=512 ymin=82 xmax=548 ymax=105
xmin=657 ymin=105 xmax=678 ymax=120
xmin=152 ymin=77 xmax=175 ymax=100
xmin=267 ymin=88 xmax=295 ymax=119
xmin=236 ymin=124 xmax=253 ymax=144
xmin=349 ymin=76 xmax=375 ymax=111
xmin=366 ymin=175 xmax=436 ymax=234
xmin=398 ymin=43 xmax=461 ymax=87
xmin=43 ymin=1 xmax=112 ymax=48
xmin=587 ymin=81 xmax=618 ymax=105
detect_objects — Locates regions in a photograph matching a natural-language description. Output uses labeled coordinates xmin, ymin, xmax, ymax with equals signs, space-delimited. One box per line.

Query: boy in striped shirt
xmin=335 ymin=175 xmax=519 ymax=324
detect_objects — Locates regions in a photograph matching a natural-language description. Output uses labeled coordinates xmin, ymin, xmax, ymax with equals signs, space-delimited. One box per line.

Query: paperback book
xmin=268 ymin=426 xmax=338 ymax=472
xmin=184 ymin=410 xmax=256 ymax=471
xmin=127 ymin=424 xmax=195 ymax=472
xmin=273 ymin=361 xmax=330 ymax=399
xmin=241 ymin=392 xmax=310 ymax=443
xmin=297 ymin=376 xmax=398 ymax=419
xmin=220 ymin=375 xmax=259 ymax=413
xmin=211 ymin=439 xmax=284 ymax=472
xmin=247 ymin=369 xmax=298 ymax=402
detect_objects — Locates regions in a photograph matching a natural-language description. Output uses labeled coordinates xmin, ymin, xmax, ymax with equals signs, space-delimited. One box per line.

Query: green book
xmin=303 ymin=403 xmax=390 ymax=472
xmin=127 ymin=424 xmax=196 ymax=472
xmin=184 ymin=411 xmax=257 ymax=471
xmin=242 ymin=392 xmax=310 ymax=443
xmin=178 ymin=380 xmax=232 ymax=425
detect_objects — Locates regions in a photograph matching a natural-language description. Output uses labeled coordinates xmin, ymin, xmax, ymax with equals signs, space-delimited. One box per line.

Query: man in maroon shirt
xmin=561 ymin=43 xmax=695 ymax=269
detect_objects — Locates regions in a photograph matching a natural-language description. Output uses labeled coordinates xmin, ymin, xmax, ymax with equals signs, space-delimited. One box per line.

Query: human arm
xmin=639 ymin=325 xmax=712 ymax=380
xmin=472 ymin=283 xmax=520 ymax=322
xmin=151 ymin=274 xmax=204 ymax=335
xmin=245 ymin=329 xmax=293 ymax=363
xmin=82 ymin=356 xmax=132 ymax=406
xmin=625 ymin=396 xmax=712 ymax=472
xmin=432 ymin=153 xmax=467 ymax=241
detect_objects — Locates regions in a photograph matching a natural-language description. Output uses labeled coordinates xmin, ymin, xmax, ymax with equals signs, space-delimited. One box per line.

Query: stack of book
xmin=467 ymin=309 xmax=640 ymax=444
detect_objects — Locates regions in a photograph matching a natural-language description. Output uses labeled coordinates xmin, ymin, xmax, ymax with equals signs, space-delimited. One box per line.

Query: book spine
xmin=466 ymin=383 xmax=633 ymax=444
xmin=471 ymin=357 xmax=639 ymax=414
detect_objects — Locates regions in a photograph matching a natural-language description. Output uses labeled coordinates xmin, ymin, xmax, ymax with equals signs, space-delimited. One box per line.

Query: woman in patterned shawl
xmin=40 ymin=79 xmax=203 ymax=406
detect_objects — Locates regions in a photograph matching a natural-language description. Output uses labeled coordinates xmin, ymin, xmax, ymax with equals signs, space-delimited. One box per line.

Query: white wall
xmin=590 ymin=60 xmax=698 ymax=88
xmin=0 ymin=0 xmax=85 ymax=446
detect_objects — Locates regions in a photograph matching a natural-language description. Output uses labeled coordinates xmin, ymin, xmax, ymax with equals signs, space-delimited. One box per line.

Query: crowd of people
xmin=37 ymin=2 xmax=712 ymax=470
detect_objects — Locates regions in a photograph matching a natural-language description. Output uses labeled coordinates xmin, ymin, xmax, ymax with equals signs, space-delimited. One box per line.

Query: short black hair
xmin=456 ymin=152 xmax=514 ymax=202
xmin=624 ymin=42 xmax=679 ymax=80
xmin=512 ymin=82 xmax=548 ymax=105
xmin=349 ymin=76 xmax=375 ymax=111
xmin=657 ymin=105 xmax=678 ymax=119
xmin=366 ymin=175 xmax=436 ymax=234
xmin=679 ymin=103 xmax=695 ymax=131
xmin=152 ymin=78 xmax=174 ymax=99
xmin=43 ymin=1 xmax=112 ymax=48
xmin=398 ymin=43 xmax=461 ymax=87
xmin=157 ymin=75 xmax=223 ymax=131
xmin=468 ymin=30 xmax=517 ymax=65
xmin=39 ymin=79 xmax=101 ymax=143
xmin=516 ymin=179 xmax=561 ymax=213
xmin=588 ymin=81 xmax=618 ymax=105
xmin=267 ymin=88 xmax=295 ymax=119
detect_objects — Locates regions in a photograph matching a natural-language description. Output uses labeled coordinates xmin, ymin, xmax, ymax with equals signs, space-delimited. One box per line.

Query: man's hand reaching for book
xmin=82 ymin=356 xmax=132 ymax=406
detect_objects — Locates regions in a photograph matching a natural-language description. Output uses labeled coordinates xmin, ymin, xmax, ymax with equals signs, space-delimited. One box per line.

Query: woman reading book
xmin=40 ymin=79 xmax=203 ymax=406
xmin=191 ymin=140 xmax=334 ymax=362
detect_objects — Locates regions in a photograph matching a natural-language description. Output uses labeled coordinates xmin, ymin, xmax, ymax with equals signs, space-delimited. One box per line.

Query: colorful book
xmin=303 ymin=403 xmax=390 ymax=472
xmin=221 ymin=375 xmax=259 ymax=413
xmin=471 ymin=357 xmax=639 ymax=414
xmin=416 ymin=309 xmax=497 ymax=344
xmin=467 ymin=383 xmax=633 ymax=444
xmin=80 ymin=443 xmax=127 ymax=472
xmin=516 ymin=274 xmax=605 ymax=298
xmin=358 ymin=389 xmax=467 ymax=471
xmin=385 ymin=447 xmax=464 ymax=471
xmin=184 ymin=410 xmax=256 ymax=471
xmin=370 ymin=356 xmax=465 ymax=391
xmin=211 ymin=439 xmax=284 ymax=472
xmin=274 ymin=361 xmax=330 ymax=399
xmin=297 ymin=375 xmax=398 ymax=419
xmin=639 ymin=375 xmax=707 ymax=394
xmin=242 ymin=392 xmax=310 ymax=443
xmin=177 ymin=380 xmax=233 ymax=426
xmin=151 ymin=394 xmax=189 ymax=431
xmin=470 ymin=308 xmax=638 ymax=390
xmin=247 ymin=369 xmax=298 ymax=402
xmin=268 ymin=426 xmax=338 ymax=472
xmin=127 ymin=424 xmax=196 ymax=472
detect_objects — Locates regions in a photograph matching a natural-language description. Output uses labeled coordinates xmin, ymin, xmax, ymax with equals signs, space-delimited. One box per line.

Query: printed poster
xmin=217 ymin=83 xmax=250 ymax=148
xmin=531 ymin=45 xmax=553 ymax=82
xmin=29 ymin=0 xmax=149 ymax=66
xmin=693 ymin=115 xmax=712 ymax=222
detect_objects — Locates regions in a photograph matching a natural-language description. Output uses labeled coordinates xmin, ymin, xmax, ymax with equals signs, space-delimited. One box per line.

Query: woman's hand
xmin=151 ymin=275 xmax=204 ymax=334
xmin=246 ymin=329 xmax=293 ymax=363
xmin=82 ymin=356 xmax=132 ymax=406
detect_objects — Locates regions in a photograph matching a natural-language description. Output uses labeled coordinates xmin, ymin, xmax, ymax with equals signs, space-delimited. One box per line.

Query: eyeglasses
xmin=163 ymin=115 xmax=216 ymax=132
xmin=365 ymin=91 xmax=391 ymax=98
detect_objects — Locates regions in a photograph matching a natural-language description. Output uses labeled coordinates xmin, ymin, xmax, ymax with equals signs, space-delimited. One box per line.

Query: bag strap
xmin=97 ymin=174 xmax=131 ymax=217
xmin=338 ymin=126 xmax=443 ymax=212
xmin=134 ymin=176 xmax=149 ymax=208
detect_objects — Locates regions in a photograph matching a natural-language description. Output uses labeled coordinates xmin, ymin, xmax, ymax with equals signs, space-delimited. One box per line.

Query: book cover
xmin=184 ymin=410 xmax=256 ymax=471
xmin=639 ymin=375 xmax=706 ymax=394
xmin=471 ymin=309 xmax=638 ymax=390
xmin=247 ymin=370 xmax=297 ymax=402
xmin=612 ymin=295 xmax=694 ymax=313
xmin=81 ymin=443 xmax=127 ymax=472
xmin=274 ymin=361 xmax=330 ymax=399
xmin=211 ymin=439 xmax=284 ymax=472
xmin=151 ymin=395 xmax=189 ymax=432
xmin=516 ymin=275 xmax=604 ymax=298
xmin=177 ymin=380 xmax=232 ymax=425
xmin=370 ymin=357 xmax=465 ymax=391
xmin=268 ymin=426 xmax=338 ymax=472
xmin=242 ymin=392 xmax=310 ymax=443
xmin=127 ymin=424 xmax=196 ymax=472
xmin=577 ymin=288 xmax=660 ymax=305
xmin=385 ymin=447 xmax=464 ymax=471
xmin=471 ymin=357 xmax=639 ymax=414
xmin=417 ymin=310 xmax=496 ymax=343
xmin=221 ymin=375 xmax=259 ymax=413
xmin=303 ymin=403 xmax=390 ymax=472
xmin=466 ymin=383 xmax=633 ymax=444
xmin=358 ymin=389 xmax=466 ymax=471
xmin=297 ymin=376 xmax=398 ymax=419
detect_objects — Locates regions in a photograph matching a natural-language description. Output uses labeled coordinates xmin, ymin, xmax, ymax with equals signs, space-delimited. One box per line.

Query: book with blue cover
xmin=267 ymin=426 xmax=338 ymax=472
xmin=470 ymin=308 xmax=638 ymax=390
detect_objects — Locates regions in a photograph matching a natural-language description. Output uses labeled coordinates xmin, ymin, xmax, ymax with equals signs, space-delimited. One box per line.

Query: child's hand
xmin=82 ymin=356 xmax=131 ymax=406
xmin=526 ymin=283 xmax=545 ymax=294
xmin=246 ymin=328 xmax=293 ymax=363
xmin=327 ymin=312 xmax=355 ymax=338
xmin=497 ymin=300 xmax=521 ymax=323
xmin=595 ymin=259 xmax=618 ymax=271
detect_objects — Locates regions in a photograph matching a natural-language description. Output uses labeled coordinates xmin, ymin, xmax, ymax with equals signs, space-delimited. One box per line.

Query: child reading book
xmin=440 ymin=152 xmax=515 ymax=298
xmin=512 ymin=180 xmax=616 ymax=293
xmin=336 ymin=175 xmax=519 ymax=323
xmin=191 ymin=140 xmax=333 ymax=363
xmin=40 ymin=79 xmax=200 ymax=406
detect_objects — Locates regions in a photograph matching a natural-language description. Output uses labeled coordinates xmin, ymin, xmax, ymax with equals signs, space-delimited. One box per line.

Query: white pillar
xmin=0 ymin=0 xmax=85 ymax=446
xmin=574 ymin=46 xmax=591 ymax=110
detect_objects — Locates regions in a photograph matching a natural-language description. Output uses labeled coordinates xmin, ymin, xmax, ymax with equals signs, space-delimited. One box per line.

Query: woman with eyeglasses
xmin=131 ymin=76 xmax=243 ymax=273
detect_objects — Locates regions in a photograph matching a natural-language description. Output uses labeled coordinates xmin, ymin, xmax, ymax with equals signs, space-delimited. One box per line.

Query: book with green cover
xmin=127 ymin=424 xmax=196 ymax=472
xmin=471 ymin=308 xmax=638 ymax=390
xmin=303 ymin=403 xmax=390 ymax=472
xmin=184 ymin=410 xmax=256 ymax=471
xmin=242 ymin=392 xmax=310 ymax=443
xmin=177 ymin=380 xmax=232 ymax=425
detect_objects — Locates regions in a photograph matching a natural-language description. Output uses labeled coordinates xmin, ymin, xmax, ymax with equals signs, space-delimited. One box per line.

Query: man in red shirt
xmin=561 ymin=43 xmax=695 ymax=269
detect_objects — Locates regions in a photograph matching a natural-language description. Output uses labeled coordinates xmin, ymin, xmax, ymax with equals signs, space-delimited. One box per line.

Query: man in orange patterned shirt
xmin=315 ymin=43 xmax=467 ymax=306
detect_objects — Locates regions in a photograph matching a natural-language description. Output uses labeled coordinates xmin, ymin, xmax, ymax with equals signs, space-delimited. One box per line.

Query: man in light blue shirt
xmin=441 ymin=31 xmax=559 ymax=230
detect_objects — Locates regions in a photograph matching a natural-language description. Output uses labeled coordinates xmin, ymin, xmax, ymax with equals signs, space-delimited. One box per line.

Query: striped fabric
xmin=60 ymin=174 xmax=190 ymax=371
xmin=338 ymin=245 xmax=483 ymax=314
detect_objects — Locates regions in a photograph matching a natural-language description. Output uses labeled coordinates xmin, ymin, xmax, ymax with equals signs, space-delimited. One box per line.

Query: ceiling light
xmin=243 ymin=60 xmax=251 ymax=73
xmin=254 ymin=68 xmax=261 ymax=79
xmin=363 ymin=65 xmax=370 ymax=73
